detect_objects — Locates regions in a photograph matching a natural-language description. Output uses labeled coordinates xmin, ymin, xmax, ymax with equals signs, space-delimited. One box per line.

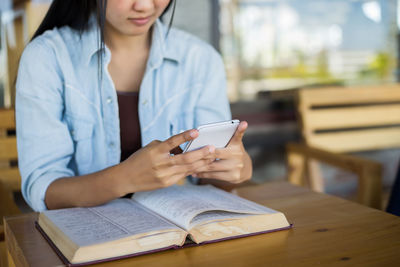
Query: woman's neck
xmin=104 ymin=23 xmax=152 ymax=54
xmin=104 ymin=22 xmax=152 ymax=93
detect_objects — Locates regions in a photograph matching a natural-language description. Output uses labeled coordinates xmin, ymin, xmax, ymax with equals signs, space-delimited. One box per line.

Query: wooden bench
xmin=287 ymin=85 xmax=400 ymax=209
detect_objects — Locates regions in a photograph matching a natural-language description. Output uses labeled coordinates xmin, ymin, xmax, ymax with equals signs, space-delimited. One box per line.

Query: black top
xmin=117 ymin=91 xmax=142 ymax=162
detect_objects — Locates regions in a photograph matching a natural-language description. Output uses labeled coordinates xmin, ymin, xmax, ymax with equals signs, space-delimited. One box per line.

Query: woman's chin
xmin=121 ymin=24 xmax=153 ymax=37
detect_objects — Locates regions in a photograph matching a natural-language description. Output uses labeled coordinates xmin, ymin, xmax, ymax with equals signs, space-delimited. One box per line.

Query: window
xmin=219 ymin=0 xmax=398 ymax=100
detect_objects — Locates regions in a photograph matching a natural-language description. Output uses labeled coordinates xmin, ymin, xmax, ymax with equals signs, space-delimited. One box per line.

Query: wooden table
xmin=5 ymin=182 xmax=400 ymax=267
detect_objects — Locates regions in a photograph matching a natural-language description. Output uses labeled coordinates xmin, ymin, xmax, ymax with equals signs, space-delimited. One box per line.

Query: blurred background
xmin=0 ymin=0 xmax=399 ymax=211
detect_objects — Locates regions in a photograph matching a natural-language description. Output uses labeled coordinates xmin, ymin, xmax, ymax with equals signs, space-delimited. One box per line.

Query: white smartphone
xmin=183 ymin=119 xmax=240 ymax=153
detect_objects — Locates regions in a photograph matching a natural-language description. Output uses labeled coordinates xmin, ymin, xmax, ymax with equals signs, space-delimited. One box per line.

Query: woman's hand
xmin=116 ymin=129 xmax=215 ymax=195
xmin=44 ymin=125 xmax=250 ymax=210
xmin=192 ymin=121 xmax=252 ymax=184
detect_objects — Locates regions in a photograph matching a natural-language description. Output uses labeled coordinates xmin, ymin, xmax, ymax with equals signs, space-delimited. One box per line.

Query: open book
xmin=37 ymin=185 xmax=291 ymax=266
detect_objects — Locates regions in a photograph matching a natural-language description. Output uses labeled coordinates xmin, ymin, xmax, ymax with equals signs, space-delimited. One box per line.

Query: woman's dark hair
xmin=31 ymin=0 xmax=176 ymax=82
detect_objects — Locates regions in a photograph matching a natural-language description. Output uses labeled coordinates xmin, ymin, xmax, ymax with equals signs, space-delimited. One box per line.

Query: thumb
xmin=230 ymin=121 xmax=248 ymax=144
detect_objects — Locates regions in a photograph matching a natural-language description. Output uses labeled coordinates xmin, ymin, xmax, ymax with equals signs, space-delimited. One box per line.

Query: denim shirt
xmin=16 ymin=19 xmax=231 ymax=211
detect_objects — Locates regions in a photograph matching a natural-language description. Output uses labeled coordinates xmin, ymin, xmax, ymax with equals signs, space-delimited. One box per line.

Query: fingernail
xmin=190 ymin=130 xmax=197 ymax=138
xmin=208 ymin=146 xmax=215 ymax=153
xmin=192 ymin=174 xmax=197 ymax=177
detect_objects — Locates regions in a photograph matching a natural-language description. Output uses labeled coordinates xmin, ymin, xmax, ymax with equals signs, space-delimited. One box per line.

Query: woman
xmin=16 ymin=0 xmax=252 ymax=212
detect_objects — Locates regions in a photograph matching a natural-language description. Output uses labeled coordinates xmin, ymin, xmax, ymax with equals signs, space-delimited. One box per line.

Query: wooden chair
xmin=0 ymin=109 xmax=20 ymax=191
xmin=0 ymin=109 xmax=21 ymax=241
xmin=286 ymin=85 xmax=400 ymax=209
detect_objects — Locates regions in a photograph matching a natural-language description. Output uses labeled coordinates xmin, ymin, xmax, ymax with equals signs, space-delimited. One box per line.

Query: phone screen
xmin=183 ymin=120 xmax=240 ymax=153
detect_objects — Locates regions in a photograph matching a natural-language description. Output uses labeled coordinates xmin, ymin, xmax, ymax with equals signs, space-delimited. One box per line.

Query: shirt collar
xmin=82 ymin=17 xmax=180 ymax=68
xmin=81 ymin=15 xmax=101 ymax=66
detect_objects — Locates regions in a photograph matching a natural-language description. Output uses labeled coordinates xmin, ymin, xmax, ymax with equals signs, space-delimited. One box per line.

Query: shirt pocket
xmin=170 ymin=112 xmax=195 ymax=135
xmin=170 ymin=112 xmax=194 ymax=150
xmin=67 ymin=116 xmax=95 ymax=175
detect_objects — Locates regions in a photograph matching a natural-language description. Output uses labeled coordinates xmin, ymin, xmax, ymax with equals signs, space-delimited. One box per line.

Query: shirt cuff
xmin=29 ymin=170 xmax=73 ymax=211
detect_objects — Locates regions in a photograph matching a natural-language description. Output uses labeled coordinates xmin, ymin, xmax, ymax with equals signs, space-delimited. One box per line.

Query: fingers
xmin=229 ymin=121 xmax=248 ymax=144
xmin=159 ymin=129 xmax=198 ymax=152
xmin=194 ymin=171 xmax=243 ymax=184
xmin=192 ymin=159 xmax=242 ymax=173
xmin=168 ymin=158 xmax=214 ymax=177
xmin=154 ymin=158 xmax=214 ymax=186
xmin=170 ymin=145 xmax=215 ymax=165
xmin=158 ymin=173 xmax=187 ymax=188
xmin=211 ymin=147 xmax=242 ymax=160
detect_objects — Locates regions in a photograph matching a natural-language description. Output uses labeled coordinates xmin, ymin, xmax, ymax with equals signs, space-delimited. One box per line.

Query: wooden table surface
xmin=5 ymin=182 xmax=400 ymax=267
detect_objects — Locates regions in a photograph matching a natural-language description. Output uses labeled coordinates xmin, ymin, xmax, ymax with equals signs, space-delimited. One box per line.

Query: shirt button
xmin=106 ymin=97 xmax=113 ymax=104
xmin=109 ymin=142 xmax=115 ymax=148
xmin=142 ymin=99 xmax=148 ymax=106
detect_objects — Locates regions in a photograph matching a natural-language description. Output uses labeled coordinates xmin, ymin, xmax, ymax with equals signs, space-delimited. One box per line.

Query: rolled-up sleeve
xmin=194 ymin=48 xmax=232 ymax=126
xmin=16 ymin=38 xmax=75 ymax=211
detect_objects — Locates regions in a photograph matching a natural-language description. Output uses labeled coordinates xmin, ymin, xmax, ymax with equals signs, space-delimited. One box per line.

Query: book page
xmin=189 ymin=211 xmax=254 ymax=228
xmin=132 ymin=185 xmax=278 ymax=230
xmin=42 ymin=199 xmax=182 ymax=247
